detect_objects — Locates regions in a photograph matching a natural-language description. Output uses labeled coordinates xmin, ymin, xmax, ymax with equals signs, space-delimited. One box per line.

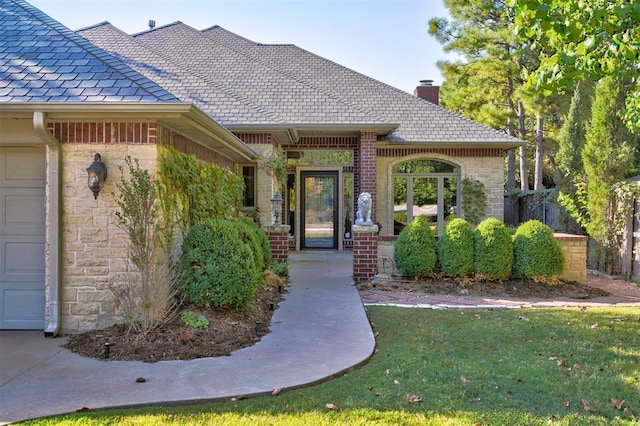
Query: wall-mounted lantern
xmin=86 ymin=153 xmax=107 ymax=200
xmin=270 ymin=193 xmax=283 ymax=226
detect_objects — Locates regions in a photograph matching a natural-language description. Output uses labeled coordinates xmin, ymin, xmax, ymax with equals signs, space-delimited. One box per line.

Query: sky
xmin=28 ymin=0 xmax=457 ymax=94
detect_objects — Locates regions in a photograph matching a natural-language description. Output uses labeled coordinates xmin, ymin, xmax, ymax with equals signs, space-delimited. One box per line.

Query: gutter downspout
xmin=33 ymin=112 xmax=62 ymax=337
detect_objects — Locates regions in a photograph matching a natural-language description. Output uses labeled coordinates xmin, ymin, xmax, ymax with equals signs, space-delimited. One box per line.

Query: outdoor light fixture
xmin=270 ymin=193 xmax=283 ymax=225
xmin=86 ymin=153 xmax=107 ymax=200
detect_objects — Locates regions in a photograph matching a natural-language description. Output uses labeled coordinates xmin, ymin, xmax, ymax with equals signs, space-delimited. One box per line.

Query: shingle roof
xmin=68 ymin=13 xmax=518 ymax=145
xmin=132 ymin=22 xmax=388 ymax=127
xmin=77 ymin=22 xmax=281 ymax=125
xmin=0 ymin=0 xmax=178 ymax=103
xmin=202 ymin=26 xmax=519 ymax=144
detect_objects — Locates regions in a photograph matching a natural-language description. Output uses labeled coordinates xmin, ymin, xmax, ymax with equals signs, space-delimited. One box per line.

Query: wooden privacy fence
xmin=503 ymin=192 xmax=562 ymax=230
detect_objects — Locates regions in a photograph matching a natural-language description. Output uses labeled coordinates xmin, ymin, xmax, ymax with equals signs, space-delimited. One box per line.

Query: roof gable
xmin=0 ymin=0 xmax=178 ymax=103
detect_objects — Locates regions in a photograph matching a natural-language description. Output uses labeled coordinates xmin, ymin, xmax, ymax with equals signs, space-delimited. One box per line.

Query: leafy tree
xmin=511 ymin=0 xmax=640 ymax=133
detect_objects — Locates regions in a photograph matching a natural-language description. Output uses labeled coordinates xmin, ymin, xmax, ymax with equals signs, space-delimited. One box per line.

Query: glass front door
xmin=301 ymin=171 xmax=338 ymax=249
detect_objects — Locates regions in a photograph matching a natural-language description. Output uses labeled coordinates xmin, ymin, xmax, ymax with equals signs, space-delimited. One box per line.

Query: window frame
xmin=391 ymin=158 xmax=461 ymax=236
xmin=239 ymin=163 xmax=257 ymax=210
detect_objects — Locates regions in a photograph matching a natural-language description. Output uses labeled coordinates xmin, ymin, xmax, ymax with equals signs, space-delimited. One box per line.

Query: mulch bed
xmin=64 ymin=274 xmax=612 ymax=363
xmin=356 ymin=274 xmax=611 ymax=300
xmin=63 ymin=284 xmax=285 ymax=363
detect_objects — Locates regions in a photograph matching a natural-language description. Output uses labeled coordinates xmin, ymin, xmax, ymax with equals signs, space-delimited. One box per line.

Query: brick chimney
xmin=414 ymin=79 xmax=439 ymax=105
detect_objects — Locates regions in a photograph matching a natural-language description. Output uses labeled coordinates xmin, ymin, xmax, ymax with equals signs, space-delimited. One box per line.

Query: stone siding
xmin=555 ymin=233 xmax=587 ymax=284
xmin=60 ymin=144 xmax=158 ymax=333
xmin=375 ymin=233 xmax=587 ymax=284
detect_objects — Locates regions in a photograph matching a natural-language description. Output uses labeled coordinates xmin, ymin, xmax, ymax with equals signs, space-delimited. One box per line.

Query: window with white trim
xmin=392 ymin=159 xmax=461 ymax=236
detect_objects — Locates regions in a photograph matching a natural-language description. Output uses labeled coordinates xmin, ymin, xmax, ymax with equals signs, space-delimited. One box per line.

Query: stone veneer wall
xmin=53 ymin=122 xmax=241 ymax=333
xmin=376 ymin=150 xmax=504 ymax=237
xmin=377 ymin=233 xmax=588 ymax=284
xmin=555 ymin=233 xmax=587 ymax=284
xmin=60 ymin=144 xmax=158 ymax=333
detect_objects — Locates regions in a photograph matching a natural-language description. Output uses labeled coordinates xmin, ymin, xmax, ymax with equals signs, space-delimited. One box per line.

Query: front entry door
xmin=301 ymin=171 xmax=338 ymax=249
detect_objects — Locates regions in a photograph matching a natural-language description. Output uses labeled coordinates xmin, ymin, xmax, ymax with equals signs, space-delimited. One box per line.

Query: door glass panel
xmin=303 ymin=174 xmax=336 ymax=249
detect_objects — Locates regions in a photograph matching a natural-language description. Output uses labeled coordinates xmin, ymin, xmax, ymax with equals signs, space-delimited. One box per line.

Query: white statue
xmin=355 ymin=192 xmax=373 ymax=225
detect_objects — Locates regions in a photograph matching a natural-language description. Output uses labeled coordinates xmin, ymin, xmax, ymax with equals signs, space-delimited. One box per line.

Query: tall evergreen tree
xmin=582 ymin=76 xmax=638 ymax=272
xmin=429 ymin=0 xmax=525 ymax=189
xmin=556 ymin=83 xmax=592 ymax=182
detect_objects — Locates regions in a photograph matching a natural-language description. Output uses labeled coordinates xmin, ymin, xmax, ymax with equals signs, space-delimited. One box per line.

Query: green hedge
xmin=438 ymin=218 xmax=474 ymax=276
xmin=238 ymin=217 xmax=271 ymax=271
xmin=179 ymin=218 xmax=261 ymax=311
xmin=474 ymin=217 xmax=513 ymax=280
xmin=513 ymin=220 xmax=565 ymax=279
xmin=394 ymin=216 xmax=437 ymax=277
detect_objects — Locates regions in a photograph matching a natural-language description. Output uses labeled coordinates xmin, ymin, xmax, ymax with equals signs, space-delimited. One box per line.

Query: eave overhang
xmin=0 ymin=103 xmax=258 ymax=162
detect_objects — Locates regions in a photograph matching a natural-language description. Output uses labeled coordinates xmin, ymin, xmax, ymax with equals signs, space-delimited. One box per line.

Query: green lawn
xmin=26 ymin=307 xmax=639 ymax=425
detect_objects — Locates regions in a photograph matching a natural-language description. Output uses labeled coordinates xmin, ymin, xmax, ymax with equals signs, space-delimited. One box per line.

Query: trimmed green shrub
xmin=474 ymin=217 xmax=513 ymax=280
xmin=438 ymin=218 xmax=474 ymax=276
xmin=238 ymin=217 xmax=271 ymax=271
xmin=513 ymin=220 xmax=565 ymax=279
xmin=269 ymin=260 xmax=290 ymax=278
xmin=394 ymin=216 xmax=437 ymax=277
xmin=179 ymin=218 xmax=261 ymax=311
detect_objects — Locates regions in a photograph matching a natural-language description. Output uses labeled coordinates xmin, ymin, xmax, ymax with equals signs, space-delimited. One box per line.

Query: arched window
xmin=392 ymin=159 xmax=461 ymax=236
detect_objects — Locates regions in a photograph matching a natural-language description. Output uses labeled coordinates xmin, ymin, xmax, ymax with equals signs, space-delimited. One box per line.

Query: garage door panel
xmin=2 ymin=288 xmax=45 ymax=329
xmin=3 ymin=240 xmax=45 ymax=279
xmin=1 ymin=189 xmax=46 ymax=235
xmin=0 ymin=147 xmax=46 ymax=330
xmin=0 ymin=148 xmax=46 ymax=187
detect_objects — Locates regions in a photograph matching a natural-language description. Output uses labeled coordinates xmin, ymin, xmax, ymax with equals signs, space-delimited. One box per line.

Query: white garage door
xmin=0 ymin=147 xmax=46 ymax=329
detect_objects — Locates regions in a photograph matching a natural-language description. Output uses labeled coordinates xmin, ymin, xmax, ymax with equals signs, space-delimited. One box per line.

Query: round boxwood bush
xmin=438 ymin=218 xmax=474 ymax=276
xmin=474 ymin=217 xmax=513 ymax=280
xmin=513 ymin=220 xmax=565 ymax=279
xmin=394 ymin=216 xmax=437 ymax=277
xmin=238 ymin=217 xmax=271 ymax=271
xmin=179 ymin=218 xmax=261 ymax=310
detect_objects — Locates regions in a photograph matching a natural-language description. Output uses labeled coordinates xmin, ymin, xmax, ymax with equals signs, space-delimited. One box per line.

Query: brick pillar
xmin=267 ymin=225 xmax=290 ymax=263
xmin=358 ymin=131 xmax=377 ymax=221
xmin=353 ymin=224 xmax=379 ymax=282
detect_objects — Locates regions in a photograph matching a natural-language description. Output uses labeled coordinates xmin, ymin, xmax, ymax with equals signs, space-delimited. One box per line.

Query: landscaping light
xmin=271 ymin=193 xmax=283 ymax=225
xmin=104 ymin=342 xmax=110 ymax=358
xmin=255 ymin=320 xmax=262 ymax=336
xmin=86 ymin=153 xmax=107 ymax=200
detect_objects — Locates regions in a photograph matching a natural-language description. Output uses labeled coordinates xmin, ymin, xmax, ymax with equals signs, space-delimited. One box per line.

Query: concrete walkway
xmin=0 ymin=251 xmax=375 ymax=425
